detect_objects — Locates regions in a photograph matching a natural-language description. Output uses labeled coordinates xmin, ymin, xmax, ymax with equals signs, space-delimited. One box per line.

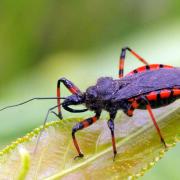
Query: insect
xmin=1 ymin=47 xmax=180 ymax=160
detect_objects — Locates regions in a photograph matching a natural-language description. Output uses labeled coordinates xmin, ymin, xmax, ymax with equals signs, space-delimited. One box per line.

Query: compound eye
xmin=86 ymin=87 xmax=97 ymax=100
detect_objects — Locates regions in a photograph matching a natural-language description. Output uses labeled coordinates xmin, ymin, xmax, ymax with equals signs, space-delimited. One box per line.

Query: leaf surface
xmin=0 ymin=102 xmax=179 ymax=180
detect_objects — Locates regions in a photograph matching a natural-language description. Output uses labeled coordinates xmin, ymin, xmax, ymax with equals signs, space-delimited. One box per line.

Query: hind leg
xmin=119 ymin=47 xmax=149 ymax=78
xmin=125 ymin=96 xmax=167 ymax=148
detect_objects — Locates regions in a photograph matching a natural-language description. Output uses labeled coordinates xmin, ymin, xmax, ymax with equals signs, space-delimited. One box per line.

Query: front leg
xmin=56 ymin=77 xmax=82 ymax=119
xmin=72 ymin=111 xmax=101 ymax=159
xmin=107 ymin=112 xmax=117 ymax=160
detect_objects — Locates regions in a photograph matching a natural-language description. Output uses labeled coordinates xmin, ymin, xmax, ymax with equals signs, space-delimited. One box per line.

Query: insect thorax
xmin=84 ymin=77 xmax=129 ymax=112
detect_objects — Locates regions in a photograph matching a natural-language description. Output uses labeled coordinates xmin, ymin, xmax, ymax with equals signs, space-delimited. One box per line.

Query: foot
xmin=161 ymin=138 xmax=168 ymax=149
xmin=51 ymin=111 xmax=63 ymax=120
xmin=74 ymin=153 xmax=84 ymax=160
xmin=113 ymin=151 xmax=117 ymax=161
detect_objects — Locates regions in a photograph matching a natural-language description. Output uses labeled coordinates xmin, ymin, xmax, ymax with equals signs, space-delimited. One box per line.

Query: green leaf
xmin=0 ymin=103 xmax=179 ymax=179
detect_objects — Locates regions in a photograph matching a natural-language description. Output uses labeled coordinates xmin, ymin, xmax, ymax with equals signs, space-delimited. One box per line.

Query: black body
xmin=66 ymin=68 xmax=180 ymax=114
xmin=62 ymin=65 xmax=180 ymax=159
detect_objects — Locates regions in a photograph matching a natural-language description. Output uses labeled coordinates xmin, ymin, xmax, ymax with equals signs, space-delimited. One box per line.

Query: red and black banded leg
xmin=126 ymin=97 xmax=167 ymax=148
xmin=72 ymin=112 xmax=101 ymax=159
xmin=119 ymin=47 xmax=149 ymax=78
xmin=107 ymin=112 xmax=117 ymax=160
xmin=56 ymin=78 xmax=82 ymax=119
xmin=145 ymin=102 xmax=167 ymax=148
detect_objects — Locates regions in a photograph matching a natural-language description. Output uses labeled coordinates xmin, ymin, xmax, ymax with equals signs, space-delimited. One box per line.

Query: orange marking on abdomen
xmin=136 ymin=66 xmax=146 ymax=73
xmin=127 ymin=64 xmax=174 ymax=76
xmin=173 ymin=89 xmax=180 ymax=96
xmin=160 ymin=89 xmax=171 ymax=99
xmin=149 ymin=64 xmax=172 ymax=70
xmin=163 ymin=65 xmax=173 ymax=68
xmin=146 ymin=91 xmax=157 ymax=101
xmin=149 ymin=64 xmax=160 ymax=70
xmin=148 ymin=64 xmax=173 ymax=70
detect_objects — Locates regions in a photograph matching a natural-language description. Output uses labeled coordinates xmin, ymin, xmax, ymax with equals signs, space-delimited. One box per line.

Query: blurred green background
xmin=0 ymin=0 xmax=180 ymax=179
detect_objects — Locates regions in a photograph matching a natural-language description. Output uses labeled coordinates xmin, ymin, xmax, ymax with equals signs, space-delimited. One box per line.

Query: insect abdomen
xmin=137 ymin=88 xmax=180 ymax=109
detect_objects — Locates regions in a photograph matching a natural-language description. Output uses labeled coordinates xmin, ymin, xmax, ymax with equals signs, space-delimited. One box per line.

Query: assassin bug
xmin=1 ymin=47 xmax=180 ymax=160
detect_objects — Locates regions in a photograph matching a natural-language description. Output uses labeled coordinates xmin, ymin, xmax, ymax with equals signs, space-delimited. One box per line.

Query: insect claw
xmin=113 ymin=151 xmax=117 ymax=161
xmin=74 ymin=153 xmax=84 ymax=160
xmin=58 ymin=112 xmax=63 ymax=120
xmin=161 ymin=138 xmax=168 ymax=149
xmin=51 ymin=111 xmax=63 ymax=120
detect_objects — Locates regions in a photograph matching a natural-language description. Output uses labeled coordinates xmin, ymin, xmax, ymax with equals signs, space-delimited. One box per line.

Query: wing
xmin=113 ymin=67 xmax=180 ymax=101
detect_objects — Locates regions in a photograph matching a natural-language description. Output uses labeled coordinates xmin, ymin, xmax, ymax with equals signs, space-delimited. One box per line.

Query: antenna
xmin=0 ymin=97 xmax=66 ymax=111
xmin=34 ymin=104 xmax=61 ymax=153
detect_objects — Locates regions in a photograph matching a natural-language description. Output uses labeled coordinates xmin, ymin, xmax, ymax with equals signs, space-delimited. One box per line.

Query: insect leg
xmin=119 ymin=47 xmax=149 ymax=78
xmin=126 ymin=97 xmax=167 ymax=148
xmin=72 ymin=111 xmax=101 ymax=159
xmin=56 ymin=78 xmax=82 ymax=119
xmin=145 ymin=101 xmax=167 ymax=148
xmin=107 ymin=112 xmax=117 ymax=160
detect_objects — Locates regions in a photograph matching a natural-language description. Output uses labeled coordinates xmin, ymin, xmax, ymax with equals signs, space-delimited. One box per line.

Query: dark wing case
xmin=113 ymin=67 xmax=180 ymax=101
